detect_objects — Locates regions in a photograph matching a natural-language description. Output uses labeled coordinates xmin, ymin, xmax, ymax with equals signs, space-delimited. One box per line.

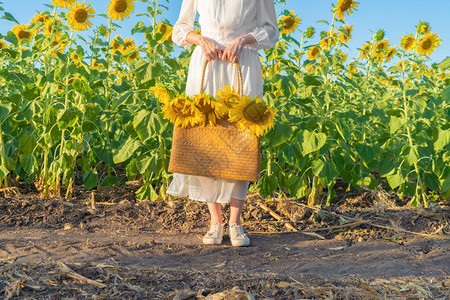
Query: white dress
xmin=167 ymin=0 xmax=279 ymax=203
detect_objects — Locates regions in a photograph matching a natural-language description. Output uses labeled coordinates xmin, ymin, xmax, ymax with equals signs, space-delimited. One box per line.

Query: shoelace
xmin=231 ymin=225 xmax=245 ymax=237
xmin=207 ymin=224 xmax=222 ymax=236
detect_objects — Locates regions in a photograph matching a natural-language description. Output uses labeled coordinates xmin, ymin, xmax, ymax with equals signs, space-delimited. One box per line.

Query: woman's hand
xmin=198 ymin=36 xmax=223 ymax=61
xmin=186 ymin=32 xmax=223 ymax=61
xmin=220 ymin=34 xmax=257 ymax=63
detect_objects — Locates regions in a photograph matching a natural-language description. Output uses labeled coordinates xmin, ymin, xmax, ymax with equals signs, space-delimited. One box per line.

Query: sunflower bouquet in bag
xmin=151 ymin=60 xmax=277 ymax=182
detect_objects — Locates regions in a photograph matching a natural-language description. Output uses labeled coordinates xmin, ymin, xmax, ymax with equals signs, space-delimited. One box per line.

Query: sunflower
xmin=106 ymin=0 xmax=135 ymax=21
xmin=91 ymin=58 xmax=101 ymax=70
xmin=31 ymin=12 xmax=50 ymax=24
xmin=122 ymin=45 xmax=139 ymax=62
xmin=336 ymin=50 xmax=348 ymax=63
xmin=372 ymin=39 xmax=389 ymax=59
xmin=194 ymin=28 xmax=201 ymax=36
xmin=192 ymin=94 xmax=223 ymax=126
xmin=52 ymin=0 xmax=77 ymax=8
xmin=384 ymin=46 xmax=397 ymax=63
xmin=70 ymin=52 xmax=82 ymax=66
xmin=162 ymin=96 xmax=205 ymax=128
xmin=400 ymin=34 xmax=416 ymax=51
xmin=334 ymin=0 xmax=359 ymax=20
xmin=307 ymin=46 xmax=320 ymax=60
xmin=358 ymin=43 xmax=370 ymax=59
xmin=416 ymin=21 xmax=430 ymax=35
xmin=305 ymin=26 xmax=315 ymax=39
xmin=215 ymin=86 xmax=242 ymax=116
xmin=228 ymin=96 xmax=278 ymax=137
xmin=339 ymin=23 xmax=353 ymax=43
xmin=110 ymin=36 xmax=123 ymax=54
xmin=43 ymin=17 xmax=62 ymax=36
xmin=416 ymin=32 xmax=441 ymax=55
xmin=0 ymin=40 xmax=8 ymax=49
xmin=12 ymin=24 xmax=32 ymax=43
xmin=319 ymin=35 xmax=336 ymax=50
xmin=279 ymin=11 xmax=301 ymax=35
xmin=50 ymin=36 xmax=67 ymax=56
xmin=156 ymin=22 xmax=173 ymax=42
xmin=120 ymin=37 xmax=135 ymax=54
xmin=150 ymin=86 xmax=170 ymax=104
xmin=118 ymin=73 xmax=127 ymax=83
xmin=67 ymin=1 xmax=95 ymax=32
xmin=348 ymin=64 xmax=358 ymax=73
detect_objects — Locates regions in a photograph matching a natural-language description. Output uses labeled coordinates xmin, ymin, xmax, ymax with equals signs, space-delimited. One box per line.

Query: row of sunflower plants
xmin=0 ymin=0 xmax=448 ymax=206
xmin=258 ymin=1 xmax=449 ymax=206
xmin=0 ymin=0 xmax=179 ymax=200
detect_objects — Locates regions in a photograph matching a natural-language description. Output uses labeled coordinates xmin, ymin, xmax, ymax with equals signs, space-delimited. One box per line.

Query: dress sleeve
xmin=172 ymin=0 xmax=197 ymax=49
xmin=248 ymin=0 xmax=280 ymax=50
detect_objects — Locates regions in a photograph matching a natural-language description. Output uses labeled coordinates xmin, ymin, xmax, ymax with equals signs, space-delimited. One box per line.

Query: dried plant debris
xmin=0 ymin=261 xmax=449 ymax=299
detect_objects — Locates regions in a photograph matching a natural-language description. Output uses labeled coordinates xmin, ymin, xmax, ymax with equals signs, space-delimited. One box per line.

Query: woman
xmin=167 ymin=0 xmax=279 ymax=247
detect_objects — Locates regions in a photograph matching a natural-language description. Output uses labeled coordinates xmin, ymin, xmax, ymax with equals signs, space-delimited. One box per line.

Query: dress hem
xmin=167 ymin=192 xmax=246 ymax=203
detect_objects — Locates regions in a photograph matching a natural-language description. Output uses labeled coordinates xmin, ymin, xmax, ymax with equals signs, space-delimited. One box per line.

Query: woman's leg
xmin=229 ymin=198 xmax=244 ymax=225
xmin=207 ymin=202 xmax=223 ymax=225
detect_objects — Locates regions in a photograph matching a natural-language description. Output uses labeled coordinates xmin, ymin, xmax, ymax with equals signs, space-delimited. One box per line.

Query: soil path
xmin=1 ymin=226 xmax=449 ymax=280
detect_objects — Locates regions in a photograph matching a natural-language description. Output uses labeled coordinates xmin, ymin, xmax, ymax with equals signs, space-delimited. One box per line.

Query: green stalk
xmin=41 ymin=149 xmax=49 ymax=198
xmin=0 ymin=126 xmax=8 ymax=187
xmin=401 ymin=52 xmax=428 ymax=207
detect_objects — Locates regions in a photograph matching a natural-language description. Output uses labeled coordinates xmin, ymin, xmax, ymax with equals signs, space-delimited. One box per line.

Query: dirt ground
xmin=0 ymin=183 xmax=449 ymax=299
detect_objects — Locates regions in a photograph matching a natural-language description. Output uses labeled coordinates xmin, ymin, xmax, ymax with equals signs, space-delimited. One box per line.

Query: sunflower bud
xmin=416 ymin=21 xmax=431 ymax=35
xmin=305 ymin=26 xmax=315 ymax=39
xmin=375 ymin=29 xmax=385 ymax=41
xmin=98 ymin=25 xmax=108 ymax=36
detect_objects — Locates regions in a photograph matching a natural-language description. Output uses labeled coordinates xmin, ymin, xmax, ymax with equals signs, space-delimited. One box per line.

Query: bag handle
xmin=200 ymin=59 xmax=244 ymax=97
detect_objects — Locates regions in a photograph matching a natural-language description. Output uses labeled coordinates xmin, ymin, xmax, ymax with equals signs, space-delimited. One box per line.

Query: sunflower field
xmin=0 ymin=0 xmax=449 ymax=207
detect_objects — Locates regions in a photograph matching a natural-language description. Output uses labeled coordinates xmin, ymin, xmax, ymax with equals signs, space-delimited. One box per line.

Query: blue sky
xmin=0 ymin=0 xmax=448 ymax=64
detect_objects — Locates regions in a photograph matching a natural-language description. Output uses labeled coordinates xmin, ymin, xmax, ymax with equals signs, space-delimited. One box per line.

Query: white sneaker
xmin=203 ymin=223 xmax=225 ymax=245
xmin=229 ymin=224 xmax=250 ymax=247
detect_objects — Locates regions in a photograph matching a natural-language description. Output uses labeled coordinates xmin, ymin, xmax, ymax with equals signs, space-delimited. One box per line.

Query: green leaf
xmin=0 ymin=165 xmax=9 ymax=179
xmin=2 ymin=12 xmax=19 ymax=24
xmin=303 ymin=75 xmax=322 ymax=86
xmin=258 ymin=174 xmax=278 ymax=197
xmin=301 ymin=130 xmax=327 ymax=156
xmin=135 ymin=182 xmax=158 ymax=200
xmin=57 ymin=108 xmax=79 ymax=130
xmin=100 ymin=176 xmax=121 ymax=187
xmin=113 ymin=137 xmax=143 ymax=164
xmin=266 ymin=121 xmax=292 ymax=148
xmin=437 ymin=57 xmax=450 ymax=70
xmin=83 ymin=169 xmax=99 ymax=190
xmin=386 ymin=169 xmax=404 ymax=189
xmin=311 ymin=159 xmax=325 ymax=177
xmin=355 ymin=144 xmax=377 ymax=163
xmin=76 ymin=157 xmax=90 ymax=173
xmin=0 ymin=102 xmax=12 ymax=122
xmin=434 ymin=129 xmax=449 ymax=151
xmin=133 ymin=110 xmax=164 ymax=142
xmin=389 ymin=116 xmax=406 ymax=134
xmin=19 ymin=135 xmax=36 ymax=155
xmin=20 ymin=154 xmax=34 ymax=175
xmin=441 ymin=86 xmax=450 ymax=102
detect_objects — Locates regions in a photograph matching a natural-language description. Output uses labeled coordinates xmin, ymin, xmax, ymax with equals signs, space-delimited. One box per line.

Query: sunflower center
xmin=224 ymin=95 xmax=239 ymax=108
xmin=340 ymin=0 xmax=352 ymax=11
xmin=18 ymin=30 xmax=31 ymax=40
xmin=114 ymin=0 xmax=128 ymax=13
xmin=422 ymin=39 xmax=432 ymax=49
xmin=243 ymin=102 xmax=268 ymax=125
xmin=282 ymin=16 xmax=295 ymax=29
xmin=75 ymin=9 xmax=88 ymax=22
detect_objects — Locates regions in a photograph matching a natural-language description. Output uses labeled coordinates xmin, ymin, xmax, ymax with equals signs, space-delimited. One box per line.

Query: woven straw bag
xmin=168 ymin=60 xmax=260 ymax=182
